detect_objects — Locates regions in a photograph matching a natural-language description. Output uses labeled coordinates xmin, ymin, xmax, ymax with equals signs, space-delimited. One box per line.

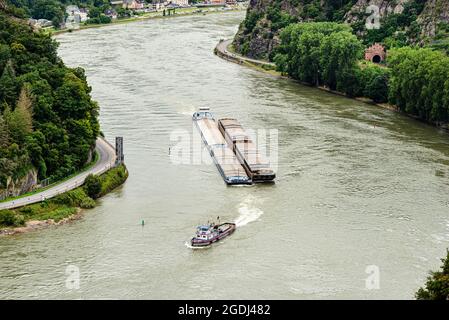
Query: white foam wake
xmin=178 ymin=106 xmax=196 ymax=116
xmin=184 ymin=241 xmax=210 ymax=249
xmin=234 ymin=196 xmax=264 ymax=227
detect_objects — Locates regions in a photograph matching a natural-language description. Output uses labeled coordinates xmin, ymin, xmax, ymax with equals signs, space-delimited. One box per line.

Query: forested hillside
xmin=232 ymin=0 xmax=449 ymax=126
xmin=234 ymin=0 xmax=449 ymax=59
xmin=0 ymin=8 xmax=99 ymax=196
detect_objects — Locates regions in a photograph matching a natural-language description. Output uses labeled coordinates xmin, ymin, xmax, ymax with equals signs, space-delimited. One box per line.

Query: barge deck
xmin=218 ymin=118 xmax=276 ymax=182
xmin=193 ymin=109 xmax=251 ymax=185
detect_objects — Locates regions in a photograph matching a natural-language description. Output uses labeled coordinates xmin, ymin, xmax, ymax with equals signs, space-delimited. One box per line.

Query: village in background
xmin=28 ymin=0 xmax=248 ymax=30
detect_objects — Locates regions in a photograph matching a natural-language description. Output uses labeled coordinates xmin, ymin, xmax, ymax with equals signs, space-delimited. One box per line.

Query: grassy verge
xmin=0 ymin=164 xmax=128 ymax=229
xmin=0 ymin=151 xmax=99 ymax=204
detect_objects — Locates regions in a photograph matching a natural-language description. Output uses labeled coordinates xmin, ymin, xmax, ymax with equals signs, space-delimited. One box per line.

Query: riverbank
xmin=215 ymin=39 xmax=449 ymax=132
xmin=51 ymin=6 xmax=245 ymax=36
xmin=0 ymin=150 xmax=99 ymax=204
xmin=0 ymin=164 xmax=128 ymax=236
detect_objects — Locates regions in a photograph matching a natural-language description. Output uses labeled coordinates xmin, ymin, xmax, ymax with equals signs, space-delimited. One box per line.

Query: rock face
xmin=345 ymin=0 xmax=410 ymax=23
xmin=346 ymin=0 xmax=449 ymax=44
xmin=417 ymin=0 xmax=449 ymax=42
xmin=0 ymin=168 xmax=38 ymax=200
xmin=233 ymin=0 xmax=304 ymax=60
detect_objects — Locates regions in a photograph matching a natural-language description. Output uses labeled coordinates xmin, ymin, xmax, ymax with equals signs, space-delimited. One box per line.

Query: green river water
xmin=1 ymin=11 xmax=449 ymax=299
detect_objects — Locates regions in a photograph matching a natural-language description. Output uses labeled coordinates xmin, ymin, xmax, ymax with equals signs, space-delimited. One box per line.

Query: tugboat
xmin=190 ymin=221 xmax=236 ymax=247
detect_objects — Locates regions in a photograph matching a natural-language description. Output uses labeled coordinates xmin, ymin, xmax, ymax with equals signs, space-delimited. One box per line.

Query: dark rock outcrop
xmin=0 ymin=168 xmax=38 ymax=200
xmin=417 ymin=0 xmax=449 ymax=42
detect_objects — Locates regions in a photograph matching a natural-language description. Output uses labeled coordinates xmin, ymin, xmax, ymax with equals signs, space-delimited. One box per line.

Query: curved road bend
xmin=216 ymin=39 xmax=275 ymax=67
xmin=0 ymin=138 xmax=117 ymax=210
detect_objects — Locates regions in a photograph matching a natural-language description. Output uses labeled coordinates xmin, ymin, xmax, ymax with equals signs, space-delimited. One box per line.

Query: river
xmin=1 ymin=11 xmax=449 ymax=299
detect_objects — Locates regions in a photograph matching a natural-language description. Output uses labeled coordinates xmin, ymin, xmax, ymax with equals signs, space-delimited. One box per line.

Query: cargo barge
xmin=218 ymin=118 xmax=276 ymax=182
xmin=193 ymin=108 xmax=251 ymax=185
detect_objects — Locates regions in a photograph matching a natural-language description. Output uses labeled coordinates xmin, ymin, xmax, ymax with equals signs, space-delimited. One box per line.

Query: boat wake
xmin=178 ymin=106 xmax=196 ymax=116
xmin=234 ymin=197 xmax=264 ymax=228
xmin=184 ymin=241 xmax=210 ymax=249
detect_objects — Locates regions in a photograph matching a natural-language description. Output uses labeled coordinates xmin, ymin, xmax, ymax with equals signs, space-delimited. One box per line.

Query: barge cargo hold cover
xmin=218 ymin=118 xmax=276 ymax=182
xmin=193 ymin=109 xmax=251 ymax=185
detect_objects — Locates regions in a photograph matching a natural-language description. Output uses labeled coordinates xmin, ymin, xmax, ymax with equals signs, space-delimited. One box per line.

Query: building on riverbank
xmin=110 ymin=0 xmax=145 ymax=9
xmin=169 ymin=0 xmax=189 ymax=6
xmin=105 ymin=9 xmax=119 ymax=19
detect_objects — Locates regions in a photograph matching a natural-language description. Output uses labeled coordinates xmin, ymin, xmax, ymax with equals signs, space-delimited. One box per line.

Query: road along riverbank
xmin=0 ymin=138 xmax=116 ymax=210
xmin=0 ymin=164 xmax=128 ymax=236
xmin=214 ymin=39 xmax=449 ymax=132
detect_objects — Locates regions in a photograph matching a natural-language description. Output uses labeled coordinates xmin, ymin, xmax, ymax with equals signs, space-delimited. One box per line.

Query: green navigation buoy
xmin=141 ymin=220 xmax=145 ymax=226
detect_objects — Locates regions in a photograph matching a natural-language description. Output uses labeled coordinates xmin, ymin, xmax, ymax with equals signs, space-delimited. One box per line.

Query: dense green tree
xmin=275 ymin=22 xmax=362 ymax=91
xmin=25 ymin=130 xmax=46 ymax=178
xmin=0 ymin=60 xmax=18 ymax=106
xmin=99 ymin=14 xmax=111 ymax=24
xmin=5 ymin=86 xmax=33 ymax=143
xmin=84 ymin=174 xmax=101 ymax=199
xmin=243 ymin=11 xmax=262 ymax=34
xmin=337 ymin=66 xmax=363 ymax=97
xmin=293 ymin=31 xmax=324 ymax=84
xmin=54 ymin=72 xmax=94 ymax=119
xmin=88 ymin=6 xmax=101 ymax=18
xmin=0 ymin=12 xmax=100 ymax=189
xmin=31 ymin=0 xmax=65 ymax=27
xmin=357 ymin=64 xmax=390 ymax=103
xmin=0 ymin=113 xmax=9 ymax=148
xmin=365 ymin=73 xmax=389 ymax=103
xmin=388 ymin=47 xmax=449 ymax=122
xmin=0 ymin=43 xmax=11 ymax=73
xmin=320 ymin=30 xmax=363 ymax=90
xmin=416 ymin=250 xmax=449 ymax=300
xmin=275 ymin=21 xmax=448 ymax=122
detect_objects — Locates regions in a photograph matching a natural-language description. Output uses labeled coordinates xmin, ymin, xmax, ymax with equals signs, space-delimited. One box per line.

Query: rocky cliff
xmin=417 ymin=0 xmax=449 ymax=43
xmin=233 ymin=0 xmax=315 ymax=60
xmin=0 ymin=168 xmax=38 ymax=200
xmin=345 ymin=0 xmax=410 ymax=24
xmin=233 ymin=0 xmax=449 ymax=59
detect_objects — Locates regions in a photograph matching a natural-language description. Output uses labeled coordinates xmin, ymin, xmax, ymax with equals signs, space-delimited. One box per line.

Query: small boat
xmin=190 ymin=222 xmax=236 ymax=247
